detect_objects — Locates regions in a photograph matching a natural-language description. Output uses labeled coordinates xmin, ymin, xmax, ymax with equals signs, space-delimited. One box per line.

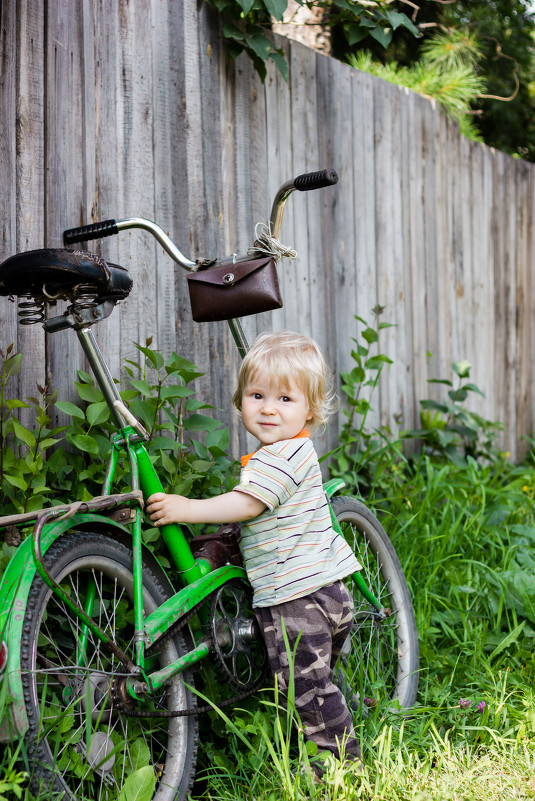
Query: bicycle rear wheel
xmin=20 ymin=531 xmax=198 ymax=801
xmin=331 ymin=496 xmax=419 ymax=710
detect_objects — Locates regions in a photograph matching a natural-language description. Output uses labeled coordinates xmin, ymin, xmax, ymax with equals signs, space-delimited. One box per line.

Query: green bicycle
xmin=0 ymin=170 xmax=418 ymax=801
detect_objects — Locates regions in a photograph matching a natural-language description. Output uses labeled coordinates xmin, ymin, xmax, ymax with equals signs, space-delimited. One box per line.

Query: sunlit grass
xmin=193 ymin=449 xmax=535 ymax=800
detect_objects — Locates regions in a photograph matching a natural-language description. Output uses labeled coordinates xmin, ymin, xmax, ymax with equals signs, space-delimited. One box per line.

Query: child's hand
xmin=146 ymin=489 xmax=266 ymax=526
xmin=146 ymin=492 xmax=189 ymax=526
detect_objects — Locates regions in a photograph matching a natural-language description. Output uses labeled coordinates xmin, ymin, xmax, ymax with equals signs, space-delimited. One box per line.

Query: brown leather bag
xmin=187 ymin=255 xmax=283 ymax=322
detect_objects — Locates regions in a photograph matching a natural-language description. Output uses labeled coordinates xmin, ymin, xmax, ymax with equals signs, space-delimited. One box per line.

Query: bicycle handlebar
xmin=63 ymin=219 xmax=119 ymax=244
xmin=63 ymin=169 xmax=339 ymax=269
xmin=64 ymin=217 xmax=197 ymax=270
xmin=293 ymin=169 xmax=338 ymax=191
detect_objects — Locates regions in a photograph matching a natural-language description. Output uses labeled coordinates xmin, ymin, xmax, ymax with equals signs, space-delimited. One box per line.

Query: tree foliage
xmin=331 ymin=0 xmax=535 ymax=159
xmin=206 ymin=0 xmax=535 ymax=160
xmin=205 ymin=0 xmax=426 ymax=82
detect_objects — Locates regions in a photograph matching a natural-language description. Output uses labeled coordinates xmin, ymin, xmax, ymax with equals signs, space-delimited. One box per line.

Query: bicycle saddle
xmin=0 ymin=248 xmax=132 ymax=302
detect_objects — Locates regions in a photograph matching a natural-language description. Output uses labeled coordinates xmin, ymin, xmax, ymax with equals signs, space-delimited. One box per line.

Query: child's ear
xmin=306 ymin=410 xmax=313 ymax=421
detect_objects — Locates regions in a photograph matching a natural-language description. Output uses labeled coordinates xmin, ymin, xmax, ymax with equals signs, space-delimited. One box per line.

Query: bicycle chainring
xmin=209 ymin=579 xmax=267 ymax=691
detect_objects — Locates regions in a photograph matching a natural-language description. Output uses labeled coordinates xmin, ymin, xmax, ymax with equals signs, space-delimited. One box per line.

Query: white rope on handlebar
xmin=247 ymin=222 xmax=297 ymax=262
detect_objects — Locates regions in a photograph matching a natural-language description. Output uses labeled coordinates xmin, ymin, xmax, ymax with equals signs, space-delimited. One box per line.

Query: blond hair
xmin=232 ymin=331 xmax=336 ymax=430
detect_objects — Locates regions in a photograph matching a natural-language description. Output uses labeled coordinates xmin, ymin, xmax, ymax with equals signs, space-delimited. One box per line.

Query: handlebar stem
xmin=269 ymin=180 xmax=296 ymax=240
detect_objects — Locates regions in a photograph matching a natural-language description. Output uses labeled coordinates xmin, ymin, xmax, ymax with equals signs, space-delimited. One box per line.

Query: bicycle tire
xmin=20 ymin=531 xmax=198 ymax=801
xmin=331 ymin=495 xmax=419 ymax=710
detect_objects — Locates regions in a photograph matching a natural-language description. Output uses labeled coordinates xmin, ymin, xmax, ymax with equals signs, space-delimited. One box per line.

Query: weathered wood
xmin=0 ymin=0 xmax=18 ymax=390
xmin=1 ymin=2 xmax=535 ymax=464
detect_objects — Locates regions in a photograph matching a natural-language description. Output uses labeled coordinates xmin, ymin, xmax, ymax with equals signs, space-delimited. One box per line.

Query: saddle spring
xmin=72 ymin=284 xmax=99 ymax=313
xmin=18 ymin=294 xmax=45 ymax=325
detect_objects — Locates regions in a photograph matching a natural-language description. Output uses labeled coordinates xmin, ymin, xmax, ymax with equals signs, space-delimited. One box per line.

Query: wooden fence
xmin=1 ymin=0 xmax=534 ymax=462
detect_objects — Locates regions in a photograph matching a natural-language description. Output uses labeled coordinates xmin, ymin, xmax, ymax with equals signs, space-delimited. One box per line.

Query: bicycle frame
xmin=28 ymin=324 xmax=383 ymax=701
xmin=0 ymin=168 xmax=386 ymax=738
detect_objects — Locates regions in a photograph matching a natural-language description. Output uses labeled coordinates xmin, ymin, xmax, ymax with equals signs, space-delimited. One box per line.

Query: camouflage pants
xmin=256 ymin=580 xmax=361 ymax=761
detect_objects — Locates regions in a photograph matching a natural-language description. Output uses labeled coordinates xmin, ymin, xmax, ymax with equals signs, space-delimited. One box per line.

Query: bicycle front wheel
xmin=20 ymin=531 xmax=198 ymax=801
xmin=331 ymin=495 xmax=419 ymax=710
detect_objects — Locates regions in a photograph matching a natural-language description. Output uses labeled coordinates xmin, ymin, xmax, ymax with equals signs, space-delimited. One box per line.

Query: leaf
xmin=151 ymin=435 xmax=180 ymax=451
xmin=126 ymin=739 xmax=151 ymax=773
xmin=74 ymin=382 xmax=103 ymax=403
xmin=68 ymin=434 xmax=100 ymax=456
xmin=385 ymin=10 xmax=419 ymax=36
xmin=361 ymin=327 xmax=378 ymax=344
xmin=365 ymin=355 xmax=392 ymax=370
xmin=516 ymin=573 xmax=535 ymax=625
xmin=263 ymin=0 xmax=287 ymax=21
xmin=4 ymin=474 xmax=28 ymax=490
xmin=270 ymin=50 xmax=288 ymax=82
xmin=235 ymin=0 xmax=255 ymax=15
xmin=206 ymin=427 xmax=230 ymax=451
xmin=428 ymin=378 xmax=453 ymax=387
xmin=166 ymin=353 xmax=202 ymax=374
xmin=5 ymin=399 xmax=30 ymax=410
xmin=449 ymin=388 xmax=468 ymax=403
xmin=87 ymin=401 xmax=110 ymax=427
xmin=488 ymin=620 xmax=526 ymax=661
xmin=436 ymin=430 xmax=459 ymax=447
xmin=192 ymin=440 xmax=209 ymax=459
xmin=159 ymin=450 xmax=176 ymax=475
xmin=184 ymin=414 xmax=222 ymax=432
xmin=55 ymin=401 xmax=85 ymax=420
xmin=117 ymin=766 xmax=156 ymax=801
xmin=5 ymin=353 xmax=22 ymax=377
xmin=12 ymin=420 xmax=36 ymax=448
xmin=160 ymin=385 xmax=193 ymax=401
xmin=511 ymin=524 xmax=535 ymax=542
xmin=191 ymin=459 xmax=212 ymax=472
xmin=343 ymin=23 xmax=370 ymax=46
xmin=461 ymin=382 xmax=485 ymax=397
xmin=222 ymin=22 xmax=246 ymax=43
xmin=370 ymin=25 xmax=393 ymax=48
xmin=134 ymin=344 xmax=164 ymax=370
xmin=246 ymin=31 xmax=272 ymax=62
xmin=130 ymin=380 xmax=153 ymax=398
xmin=452 ymin=360 xmax=472 ymax=378
xmin=420 ymin=399 xmax=449 ymax=413
xmin=38 ymin=437 xmax=61 ymax=451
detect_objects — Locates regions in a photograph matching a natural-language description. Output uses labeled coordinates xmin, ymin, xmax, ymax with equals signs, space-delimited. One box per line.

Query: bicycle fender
xmin=323 ymin=478 xmax=346 ymax=498
xmin=0 ymin=512 xmax=133 ymax=741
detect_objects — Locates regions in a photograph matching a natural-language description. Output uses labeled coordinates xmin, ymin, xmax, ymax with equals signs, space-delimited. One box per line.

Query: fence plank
xmin=0 ymin=0 xmax=19 ymax=390
xmin=15 ymin=1 xmax=47 ymax=421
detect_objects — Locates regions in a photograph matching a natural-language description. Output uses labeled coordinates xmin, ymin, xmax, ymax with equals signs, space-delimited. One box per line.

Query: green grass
xmin=192 ymin=451 xmax=535 ymax=800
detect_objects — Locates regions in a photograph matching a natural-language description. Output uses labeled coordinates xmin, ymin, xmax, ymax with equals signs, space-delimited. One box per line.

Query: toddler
xmin=147 ymin=331 xmax=362 ymax=769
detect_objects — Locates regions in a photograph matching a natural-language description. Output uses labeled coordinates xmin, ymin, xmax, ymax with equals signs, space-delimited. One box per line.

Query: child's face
xmin=241 ymin=375 xmax=313 ymax=446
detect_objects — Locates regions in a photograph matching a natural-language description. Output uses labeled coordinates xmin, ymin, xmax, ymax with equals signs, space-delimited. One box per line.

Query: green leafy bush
xmin=402 ymin=359 xmax=503 ymax=465
xmin=0 ymin=339 xmax=239 ymax=550
xmin=328 ymin=309 xmax=404 ymax=498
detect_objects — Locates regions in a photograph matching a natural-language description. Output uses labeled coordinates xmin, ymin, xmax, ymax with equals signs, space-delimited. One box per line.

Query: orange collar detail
xmin=240 ymin=429 xmax=310 ymax=467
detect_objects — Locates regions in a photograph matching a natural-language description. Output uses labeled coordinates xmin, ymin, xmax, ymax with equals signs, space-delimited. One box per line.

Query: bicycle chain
xmin=113 ymin=587 xmax=267 ymax=718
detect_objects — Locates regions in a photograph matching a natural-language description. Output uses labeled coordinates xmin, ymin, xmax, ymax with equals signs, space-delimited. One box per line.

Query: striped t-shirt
xmin=234 ymin=433 xmax=361 ymax=607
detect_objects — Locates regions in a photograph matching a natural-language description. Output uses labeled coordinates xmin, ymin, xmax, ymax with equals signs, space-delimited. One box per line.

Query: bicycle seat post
xmin=76 ymin=327 xmax=125 ymax=429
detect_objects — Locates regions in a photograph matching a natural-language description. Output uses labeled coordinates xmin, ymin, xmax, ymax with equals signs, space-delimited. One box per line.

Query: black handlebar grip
xmin=63 ymin=219 xmax=119 ymax=245
xmin=293 ymin=169 xmax=338 ymax=191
